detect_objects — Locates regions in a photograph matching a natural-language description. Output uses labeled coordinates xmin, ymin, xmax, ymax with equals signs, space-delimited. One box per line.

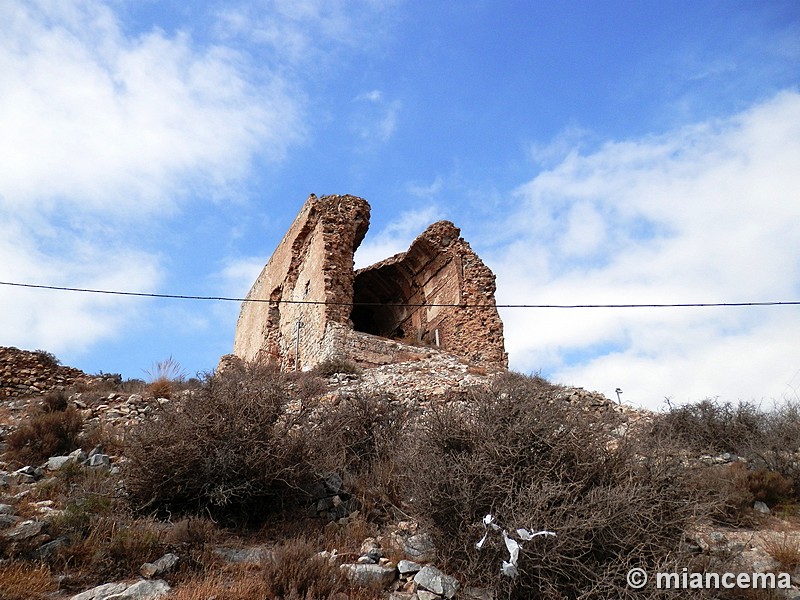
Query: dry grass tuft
xmin=762 ymin=532 xmax=800 ymax=572
xmin=145 ymin=356 xmax=187 ymax=399
xmin=0 ymin=562 xmax=57 ymax=600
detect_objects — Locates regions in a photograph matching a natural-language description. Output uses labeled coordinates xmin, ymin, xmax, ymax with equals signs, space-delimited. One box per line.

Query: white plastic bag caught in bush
xmin=475 ymin=514 xmax=555 ymax=578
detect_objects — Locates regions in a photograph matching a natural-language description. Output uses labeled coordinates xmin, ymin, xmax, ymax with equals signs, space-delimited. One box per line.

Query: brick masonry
xmin=233 ymin=194 xmax=507 ymax=370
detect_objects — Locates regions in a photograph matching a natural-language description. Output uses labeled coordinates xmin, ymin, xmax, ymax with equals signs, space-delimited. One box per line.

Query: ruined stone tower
xmin=233 ymin=194 xmax=507 ymax=370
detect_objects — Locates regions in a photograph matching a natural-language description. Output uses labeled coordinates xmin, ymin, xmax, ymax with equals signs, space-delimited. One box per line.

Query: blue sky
xmin=1 ymin=0 xmax=799 ymax=410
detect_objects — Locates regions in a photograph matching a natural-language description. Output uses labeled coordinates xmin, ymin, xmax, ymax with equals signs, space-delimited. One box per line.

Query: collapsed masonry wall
xmin=0 ymin=347 xmax=91 ymax=399
xmin=350 ymin=220 xmax=507 ymax=366
xmin=234 ymin=194 xmax=369 ymax=369
xmin=233 ymin=194 xmax=507 ymax=370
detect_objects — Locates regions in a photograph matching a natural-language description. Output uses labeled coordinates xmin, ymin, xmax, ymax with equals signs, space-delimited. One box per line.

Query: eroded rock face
xmin=233 ymin=194 xmax=507 ymax=370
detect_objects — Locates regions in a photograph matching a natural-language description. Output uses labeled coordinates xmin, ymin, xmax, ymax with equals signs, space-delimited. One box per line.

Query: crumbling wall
xmin=0 ymin=347 xmax=91 ymax=399
xmin=350 ymin=221 xmax=506 ymax=366
xmin=233 ymin=194 xmax=507 ymax=370
xmin=234 ymin=194 xmax=370 ymax=369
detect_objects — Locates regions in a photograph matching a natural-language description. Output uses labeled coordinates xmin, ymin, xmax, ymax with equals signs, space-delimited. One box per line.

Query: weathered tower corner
xmin=233 ymin=193 xmax=507 ymax=371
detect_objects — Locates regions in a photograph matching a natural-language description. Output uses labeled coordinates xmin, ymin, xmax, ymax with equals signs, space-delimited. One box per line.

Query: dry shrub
xmin=260 ymin=536 xmax=348 ymax=599
xmin=762 ymin=532 xmax=800 ymax=572
xmin=58 ymin=516 xmax=163 ymax=584
xmin=168 ymin=536 xmax=379 ymax=600
xmin=166 ymin=566 xmax=267 ymax=600
xmin=688 ymin=462 xmax=755 ymax=526
xmin=124 ymin=361 xmax=314 ymax=523
xmin=308 ymin=393 xmax=408 ymax=520
xmin=748 ymin=468 xmax=794 ymax=505
xmin=653 ymin=398 xmax=800 ymax=505
xmin=312 ymin=356 xmax=362 ymax=378
xmin=5 ymin=406 xmax=83 ymax=466
xmin=40 ymin=389 xmax=69 ymax=413
xmin=165 ymin=517 xmax=219 ymax=549
xmin=323 ymin=513 xmax=379 ymax=554
xmin=34 ymin=349 xmax=61 ymax=368
xmin=145 ymin=356 xmax=187 ymax=399
xmin=652 ymin=399 xmax=763 ymax=454
xmin=0 ymin=562 xmax=56 ymax=600
xmin=405 ymin=372 xmax=699 ymax=600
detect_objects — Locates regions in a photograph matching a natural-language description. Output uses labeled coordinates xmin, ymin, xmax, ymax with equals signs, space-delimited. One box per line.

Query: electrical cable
xmin=1 ymin=280 xmax=798 ymax=309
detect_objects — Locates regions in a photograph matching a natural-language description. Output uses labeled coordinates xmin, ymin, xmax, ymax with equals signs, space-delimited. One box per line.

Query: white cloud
xmin=352 ymin=89 xmax=401 ymax=143
xmin=215 ymin=0 xmax=398 ymax=66
xmin=0 ymin=0 xmax=302 ymax=218
xmin=0 ymin=219 xmax=161 ymax=355
xmin=354 ymin=206 xmax=443 ymax=269
xmin=0 ymin=0 xmax=305 ymax=355
xmin=406 ymin=176 xmax=444 ymax=199
xmin=493 ymin=91 xmax=800 ymax=409
xmin=214 ymin=256 xmax=269 ymax=298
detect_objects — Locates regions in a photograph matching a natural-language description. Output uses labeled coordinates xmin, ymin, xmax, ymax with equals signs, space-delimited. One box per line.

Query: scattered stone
xmin=0 ymin=514 xmax=20 ymax=528
xmin=397 ymin=559 xmax=423 ymax=574
xmin=341 ymin=563 xmax=397 ymax=588
xmin=140 ymin=553 xmax=180 ymax=578
xmin=70 ymin=582 xmax=130 ymax=600
xmin=324 ymin=472 xmax=344 ymax=494
xmin=69 ymin=448 xmax=88 ymax=463
xmin=3 ymin=518 xmax=46 ymax=541
xmin=414 ymin=566 xmax=459 ymax=599
xmin=417 ymin=591 xmax=439 ymax=600
xmin=404 ymin=533 xmax=435 ymax=561
xmin=461 ymin=586 xmax=495 ymax=600
xmin=98 ymin=579 xmax=170 ymax=600
xmin=13 ymin=465 xmax=39 ymax=484
xmin=754 ymin=501 xmax=770 ymax=514
xmin=47 ymin=455 xmax=76 ymax=470
xmin=0 ymin=503 xmax=16 ymax=515
xmin=88 ymin=453 xmax=112 ymax=468
xmin=37 ymin=536 xmax=68 ymax=559
xmin=214 ymin=546 xmax=267 ymax=564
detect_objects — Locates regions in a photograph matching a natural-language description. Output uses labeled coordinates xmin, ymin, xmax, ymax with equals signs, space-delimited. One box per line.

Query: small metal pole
xmin=615 ymin=388 xmax=623 ymax=404
xmin=294 ymin=320 xmax=303 ymax=372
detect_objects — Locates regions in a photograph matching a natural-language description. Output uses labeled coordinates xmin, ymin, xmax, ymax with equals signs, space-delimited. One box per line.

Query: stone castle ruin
xmin=233 ymin=194 xmax=507 ymax=371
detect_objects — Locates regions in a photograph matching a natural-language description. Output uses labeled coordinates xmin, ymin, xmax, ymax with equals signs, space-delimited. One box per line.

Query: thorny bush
xmin=124 ymin=361 xmax=315 ymax=524
xmin=405 ymin=372 xmax=703 ymax=600
xmin=652 ymin=398 xmax=800 ymax=507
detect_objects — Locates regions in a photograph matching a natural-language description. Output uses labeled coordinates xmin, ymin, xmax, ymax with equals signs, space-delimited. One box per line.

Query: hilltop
xmin=2 ymin=346 xmax=800 ymax=599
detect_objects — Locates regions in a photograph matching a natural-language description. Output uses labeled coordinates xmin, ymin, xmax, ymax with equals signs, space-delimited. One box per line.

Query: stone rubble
xmin=69 ymin=579 xmax=170 ymax=600
xmin=0 ymin=346 xmax=93 ymax=400
xmin=5 ymin=346 xmax=800 ymax=599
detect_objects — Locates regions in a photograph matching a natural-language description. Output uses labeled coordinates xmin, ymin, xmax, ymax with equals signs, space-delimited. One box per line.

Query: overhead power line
xmin=1 ymin=280 xmax=798 ymax=309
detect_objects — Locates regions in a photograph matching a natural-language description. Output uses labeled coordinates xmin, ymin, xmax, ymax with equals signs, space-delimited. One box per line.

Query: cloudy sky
xmin=1 ymin=0 xmax=798 ymax=410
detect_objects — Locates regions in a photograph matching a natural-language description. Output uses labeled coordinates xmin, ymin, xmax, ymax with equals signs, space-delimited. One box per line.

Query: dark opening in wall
xmin=351 ymin=264 xmax=414 ymax=340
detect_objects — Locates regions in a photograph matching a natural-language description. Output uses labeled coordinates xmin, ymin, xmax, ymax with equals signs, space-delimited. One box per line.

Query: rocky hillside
xmin=2 ymin=347 xmax=800 ymax=600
